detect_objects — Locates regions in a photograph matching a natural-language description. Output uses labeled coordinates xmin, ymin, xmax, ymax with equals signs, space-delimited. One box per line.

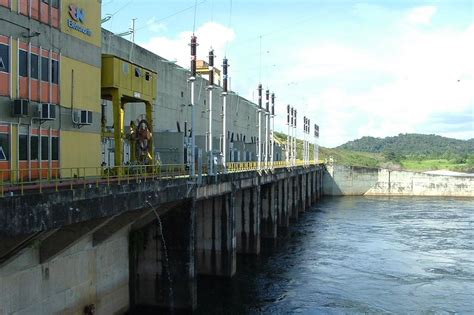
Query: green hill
xmin=274 ymin=132 xmax=474 ymax=173
xmin=338 ymin=133 xmax=473 ymax=158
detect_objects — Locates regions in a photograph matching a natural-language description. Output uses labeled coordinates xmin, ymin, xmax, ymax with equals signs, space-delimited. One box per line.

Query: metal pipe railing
xmin=0 ymin=161 xmax=320 ymax=197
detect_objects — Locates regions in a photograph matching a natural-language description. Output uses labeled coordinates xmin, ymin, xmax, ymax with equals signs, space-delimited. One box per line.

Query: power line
xmin=193 ymin=0 xmax=198 ymax=34
xmin=134 ymin=0 xmax=207 ymax=32
xmin=224 ymin=0 xmax=233 ymax=56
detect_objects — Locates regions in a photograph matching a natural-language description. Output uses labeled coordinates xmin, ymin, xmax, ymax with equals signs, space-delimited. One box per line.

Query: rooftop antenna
xmin=129 ymin=18 xmax=137 ymax=61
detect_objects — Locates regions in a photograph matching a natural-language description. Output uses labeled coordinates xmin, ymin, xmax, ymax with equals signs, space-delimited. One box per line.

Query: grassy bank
xmin=274 ymin=131 xmax=473 ymax=173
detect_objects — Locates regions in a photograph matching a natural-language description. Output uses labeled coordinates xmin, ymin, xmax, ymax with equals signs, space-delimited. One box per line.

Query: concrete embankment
xmin=323 ymin=164 xmax=473 ymax=197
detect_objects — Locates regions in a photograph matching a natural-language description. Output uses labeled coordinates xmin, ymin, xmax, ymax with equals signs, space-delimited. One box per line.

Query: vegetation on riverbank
xmin=274 ymin=132 xmax=473 ymax=173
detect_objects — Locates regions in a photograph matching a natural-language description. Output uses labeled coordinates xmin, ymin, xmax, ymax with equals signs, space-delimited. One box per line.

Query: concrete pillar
xmin=196 ymin=193 xmax=237 ymax=277
xmin=129 ymin=200 xmax=197 ymax=312
xmin=299 ymin=174 xmax=306 ymax=213
xmin=277 ymin=179 xmax=290 ymax=230
xmin=305 ymin=172 xmax=311 ymax=209
xmin=317 ymin=169 xmax=322 ymax=199
xmin=260 ymin=183 xmax=277 ymax=242
xmin=312 ymin=170 xmax=317 ymax=204
xmin=236 ymin=188 xmax=260 ymax=254
xmin=289 ymin=176 xmax=298 ymax=221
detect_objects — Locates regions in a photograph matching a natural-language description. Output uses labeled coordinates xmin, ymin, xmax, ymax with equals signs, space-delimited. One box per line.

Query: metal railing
xmin=0 ymin=164 xmax=187 ymax=197
xmin=0 ymin=160 xmax=321 ymax=197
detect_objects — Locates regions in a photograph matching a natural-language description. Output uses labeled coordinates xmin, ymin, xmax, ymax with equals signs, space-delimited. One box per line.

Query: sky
xmin=101 ymin=0 xmax=474 ymax=148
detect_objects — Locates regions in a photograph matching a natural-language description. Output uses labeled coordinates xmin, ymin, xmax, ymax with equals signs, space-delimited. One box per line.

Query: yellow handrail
xmin=0 ymin=161 xmax=321 ymax=197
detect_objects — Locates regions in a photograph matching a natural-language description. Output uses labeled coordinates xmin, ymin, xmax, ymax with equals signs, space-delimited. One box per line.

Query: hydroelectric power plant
xmin=0 ymin=1 xmax=473 ymax=314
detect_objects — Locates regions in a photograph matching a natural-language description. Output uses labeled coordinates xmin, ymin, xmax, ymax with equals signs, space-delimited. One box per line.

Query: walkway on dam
xmin=0 ymin=160 xmax=317 ymax=197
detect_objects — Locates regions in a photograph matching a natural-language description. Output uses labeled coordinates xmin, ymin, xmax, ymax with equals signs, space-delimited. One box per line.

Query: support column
xmin=305 ymin=173 xmax=311 ymax=209
xmin=129 ymin=200 xmax=197 ymax=311
xmin=145 ymin=100 xmax=154 ymax=163
xmin=260 ymin=184 xmax=277 ymax=242
xmin=289 ymin=176 xmax=298 ymax=221
xmin=298 ymin=174 xmax=305 ymax=213
xmin=277 ymin=179 xmax=290 ymax=230
xmin=196 ymin=193 xmax=237 ymax=277
xmin=236 ymin=188 xmax=261 ymax=254
xmin=318 ymin=169 xmax=323 ymax=199
xmin=313 ymin=170 xmax=318 ymax=203
xmin=112 ymin=90 xmax=124 ymax=168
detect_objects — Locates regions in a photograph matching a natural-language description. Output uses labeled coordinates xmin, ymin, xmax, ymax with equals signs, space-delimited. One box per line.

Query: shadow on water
xmin=132 ymin=197 xmax=474 ymax=314
xmin=196 ymin=210 xmax=321 ymax=314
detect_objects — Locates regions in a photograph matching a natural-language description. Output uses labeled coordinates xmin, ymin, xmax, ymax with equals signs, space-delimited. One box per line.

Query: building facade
xmin=1 ymin=1 xmax=282 ymax=182
xmin=0 ymin=0 xmax=102 ymax=180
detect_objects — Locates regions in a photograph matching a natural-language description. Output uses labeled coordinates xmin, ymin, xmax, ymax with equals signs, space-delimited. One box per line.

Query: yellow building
xmin=0 ymin=0 xmax=102 ymax=180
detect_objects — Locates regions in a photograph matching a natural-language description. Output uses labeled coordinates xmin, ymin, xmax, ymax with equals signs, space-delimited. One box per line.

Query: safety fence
xmin=0 ymin=160 xmax=320 ymax=197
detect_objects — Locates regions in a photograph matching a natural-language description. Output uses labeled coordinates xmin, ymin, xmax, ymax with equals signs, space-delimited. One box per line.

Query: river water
xmin=197 ymin=196 xmax=474 ymax=314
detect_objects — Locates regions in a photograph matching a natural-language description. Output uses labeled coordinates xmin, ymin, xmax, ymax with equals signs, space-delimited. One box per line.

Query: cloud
xmin=139 ymin=22 xmax=235 ymax=68
xmin=406 ymin=6 xmax=437 ymax=25
xmin=146 ymin=17 xmax=167 ymax=33
xmin=275 ymin=19 xmax=474 ymax=147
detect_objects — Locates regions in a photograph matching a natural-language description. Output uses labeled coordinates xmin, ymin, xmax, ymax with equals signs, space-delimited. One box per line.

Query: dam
xmin=1 ymin=1 xmax=473 ymax=314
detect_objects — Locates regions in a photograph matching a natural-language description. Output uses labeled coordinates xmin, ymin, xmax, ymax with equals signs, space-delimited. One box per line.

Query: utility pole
xmin=257 ymin=84 xmax=262 ymax=170
xmin=189 ymin=35 xmax=197 ymax=178
xmin=222 ymin=57 xmax=229 ymax=170
xmin=271 ymin=93 xmax=275 ymax=168
xmin=293 ymin=109 xmax=297 ymax=166
xmin=207 ymin=49 xmax=215 ymax=174
xmin=265 ymin=89 xmax=270 ymax=169
xmin=314 ymin=124 xmax=319 ymax=164
xmin=307 ymin=118 xmax=311 ymax=165
xmin=286 ymin=105 xmax=290 ymax=165
xmin=304 ymin=116 xmax=307 ymax=165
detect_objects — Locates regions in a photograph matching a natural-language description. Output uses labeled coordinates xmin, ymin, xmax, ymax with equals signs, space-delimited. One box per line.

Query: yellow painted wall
xmin=61 ymin=0 xmax=102 ymax=47
xmin=61 ymin=131 xmax=101 ymax=171
xmin=61 ymin=56 xmax=101 ymax=112
xmin=101 ymin=56 xmax=157 ymax=102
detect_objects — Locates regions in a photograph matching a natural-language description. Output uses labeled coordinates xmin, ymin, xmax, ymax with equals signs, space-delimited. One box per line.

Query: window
xmin=19 ymin=50 xmax=28 ymax=77
xmin=145 ymin=72 xmax=151 ymax=81
xmin=0 ymin=134 xmax=9 ymax=160
xmin=41 ymin=57 xmax=49 ymax=82
xmin=19 ymin=135 xmax=28 ymax=160
xmin=41 ymin=136 xmax=49 ymax=160
xmin=30 ymin=54 xmax=39 ymax=79
xmin=30 ymin=136 xmax=38 ymax=160
xmin=51 ymin=60 xmax=59 ymax=84
xmin=41 ymin=0 xmax=49 ymax=3
xmin=51 ymin=0 xmax=59 ymax=8
xmin=51 ymin=137 xmax=59 ymax=160
xmin=135 ymin=68 xmax=141 ymax=77
xmin=0 ymin=44 xmax=9 ymax=73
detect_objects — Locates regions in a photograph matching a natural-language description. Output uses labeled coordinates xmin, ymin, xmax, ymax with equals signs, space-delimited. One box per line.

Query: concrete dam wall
xmin=323 ymin=165 xmax=473 ymax=197
xmin=0 ymin=166 xmax=323 ymax=314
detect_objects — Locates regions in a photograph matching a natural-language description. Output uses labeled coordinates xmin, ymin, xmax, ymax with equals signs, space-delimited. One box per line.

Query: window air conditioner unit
xmin=12 ymin=99 xmax=29 ymax=116
xmin=39 ymin=103 xmax=56 ymax=120
xmin=75 ymin=110 xmax=93 ymax=125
